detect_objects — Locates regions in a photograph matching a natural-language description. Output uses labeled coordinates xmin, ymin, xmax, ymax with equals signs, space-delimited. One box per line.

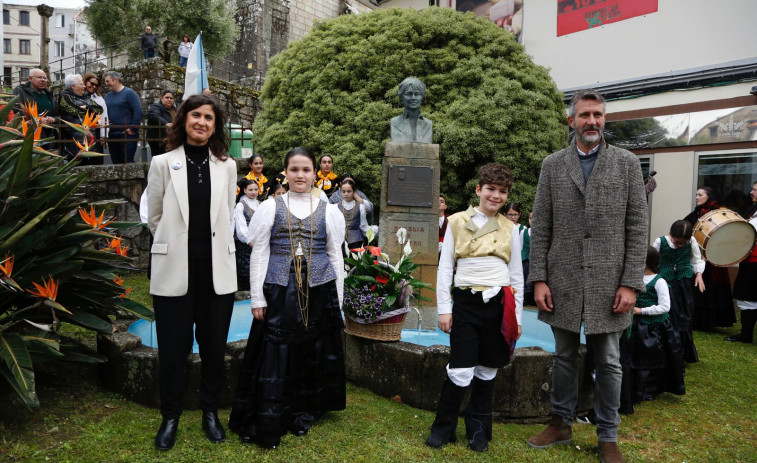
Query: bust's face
xmin=401 ymin=88 xmax=423 ymax=110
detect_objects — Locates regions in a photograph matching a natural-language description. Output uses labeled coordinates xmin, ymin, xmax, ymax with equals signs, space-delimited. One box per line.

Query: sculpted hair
xmin=285 ymin=147 xmax=316 ymax=169
xmin=166 ymin=94 xmax=229 ymax=159
xmin=568 ymin=89 xmax=606 ymax=117
xmin=646 ymin=246 xmax=660 ymax=274
xmin=477 ymin=163 xmax=513 ymax=191
xmin=398 ymin=77 xmax=426 ymax=99
xmin=670 ymin=219 xmax=693 ymax=240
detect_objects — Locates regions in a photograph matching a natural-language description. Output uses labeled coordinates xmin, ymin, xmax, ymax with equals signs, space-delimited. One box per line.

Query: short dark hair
xmin=285 ymin=147 xmax=316 ymax=170
xmin=505 ymin=202 xmax=521 ymax=214
xmin=248 ymin=153 xmax=263 ymax=166
xmin=319 ymin=154 xmax=333 ymax=165
xmin=568 ymin=89 xmax=606 ymax=117
xmin=670 ymin=219 xmax=693 ymax=240
xmin=341 ymin=178 xmax=356 ymax=190
xmin=646 ymin=246 xmax=660 ymax=274
xmin=160 ymin=89 xmax=174 ymax=98
xmin=166 ymin=94 xmax=229 ymax=159
xmin=477 ymin=163 xmax=513 ymax=191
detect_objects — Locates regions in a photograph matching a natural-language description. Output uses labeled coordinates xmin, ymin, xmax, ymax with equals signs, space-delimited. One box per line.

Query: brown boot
xmin=598 ymin=441 xmax=625 ymax=463
xmin=526 ymin=415 xmax=572 ymax=449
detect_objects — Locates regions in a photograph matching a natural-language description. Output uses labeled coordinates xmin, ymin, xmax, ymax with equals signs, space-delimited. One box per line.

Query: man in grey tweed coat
xmin=526 ymin=90 xmax=648 ymax=463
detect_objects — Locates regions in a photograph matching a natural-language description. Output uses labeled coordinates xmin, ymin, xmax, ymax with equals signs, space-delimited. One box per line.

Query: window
xmin=19 ymin=10 xmax=29 ymax=26
xmin=3 ymin=67 xmax=11 ymax=87
xmin=696 ymin=151 xmax=757 ymax=215
xmin=19 ymin=68 xmax=29 ymax=81
xmin=3 ymin=39 xmax=11 ymax=54
xmin=53 ymin=72 xmax=63 ymax=81
xmin=54 ymin=41 xmax=65 ymax=57
xmin=55 ymin=14 xmax=65 ymax=28
xmin=19 ymin=40 xmax=30 ymax=55
xmin=3 ymin=10 xmax=9 ymax=25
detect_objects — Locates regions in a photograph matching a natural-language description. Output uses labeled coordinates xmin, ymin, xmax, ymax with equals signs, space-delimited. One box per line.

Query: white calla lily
xmin=396 ymin=227 xmax=407 ymax=245
xmin=403 ymin=241 xmax=412 ymax=256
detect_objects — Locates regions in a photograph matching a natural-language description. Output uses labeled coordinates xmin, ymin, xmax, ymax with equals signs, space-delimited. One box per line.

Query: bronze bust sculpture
xmin=390 ymin=77 xmax=433 ymax=143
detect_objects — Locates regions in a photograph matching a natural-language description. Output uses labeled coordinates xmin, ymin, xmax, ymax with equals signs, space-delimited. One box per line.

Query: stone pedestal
xmin=379 ymin=142 xmax=440 ymax=321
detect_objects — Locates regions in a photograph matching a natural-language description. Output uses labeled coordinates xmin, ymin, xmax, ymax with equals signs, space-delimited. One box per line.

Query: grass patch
xmin=2 ymin=275 xmax=754 ymax=461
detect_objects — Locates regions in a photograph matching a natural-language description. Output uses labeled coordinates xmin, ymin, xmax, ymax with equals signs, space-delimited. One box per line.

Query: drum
xmin=693 ymin=208 xmax=756 ymax=266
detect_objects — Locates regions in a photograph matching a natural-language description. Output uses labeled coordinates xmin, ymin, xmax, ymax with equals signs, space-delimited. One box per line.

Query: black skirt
xmin=228 ymin=264 xmax=346 ymax=447
xmin=692 ymin=263 xmax=735 ymax=329
xmin=627 ymin=317 xmax=685 ymax=402
xmin=668 ymin=278 xmax=699 ymax=363
xmin=235 ymin=238 xmax=252 ymax=291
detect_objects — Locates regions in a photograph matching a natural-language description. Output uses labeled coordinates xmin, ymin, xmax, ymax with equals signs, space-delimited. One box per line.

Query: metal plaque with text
xmin=387 ymin=165 xmax=434 ymax=207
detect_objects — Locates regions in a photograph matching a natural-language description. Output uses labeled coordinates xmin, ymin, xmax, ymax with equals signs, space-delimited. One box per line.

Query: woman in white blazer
xmin=146 ymin=94 xmax=237 ymax=451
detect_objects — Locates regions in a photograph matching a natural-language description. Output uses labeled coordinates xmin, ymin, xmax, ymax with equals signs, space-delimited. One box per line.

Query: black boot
xmin=425 ymin=378 xmax=468 ymax=448
xmin=202 ymin=411 xmax=226 ymax=443
xmin=726 ymin=310 xmax=756 ymax=343
xmin=464 ymin=377 xmax=494 ymax=452
xmin=154 ymin=417 xmax=179 ymax=450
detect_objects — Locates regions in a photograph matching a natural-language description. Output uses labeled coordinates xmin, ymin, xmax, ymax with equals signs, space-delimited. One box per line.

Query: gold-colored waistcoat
xmin=449 ymin=206 xmax=513 ymax=263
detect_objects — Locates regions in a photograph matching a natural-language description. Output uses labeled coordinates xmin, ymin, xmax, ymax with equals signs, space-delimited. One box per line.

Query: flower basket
xmin=342 ymin=228 xmax=433 ymax=341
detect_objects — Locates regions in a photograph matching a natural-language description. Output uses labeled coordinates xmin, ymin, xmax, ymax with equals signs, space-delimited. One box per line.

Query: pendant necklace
xmin=185 ymin=154 xmax=209 ymax=183
xmin=287 ymin=192 xmax=314 ymax=328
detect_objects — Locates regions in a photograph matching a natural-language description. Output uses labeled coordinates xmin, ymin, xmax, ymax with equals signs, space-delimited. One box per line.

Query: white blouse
xmin=640 ymin=274 xmax=671 ymax=316
xmin=340 ymin=200 xmax=369 ymax=236
xmin=247 ymin=191 xmax=345 ymax=309
xmin=437 ymin=207 xmax=524 ymax=325
xmin=652 ymin=236 xmax=706 ymax=274
xmin=233 ymin=197 xmax=259 ymax=244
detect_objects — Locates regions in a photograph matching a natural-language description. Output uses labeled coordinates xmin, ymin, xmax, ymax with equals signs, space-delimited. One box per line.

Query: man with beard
xmin=526 ymin=89 xmax=648 ymax=463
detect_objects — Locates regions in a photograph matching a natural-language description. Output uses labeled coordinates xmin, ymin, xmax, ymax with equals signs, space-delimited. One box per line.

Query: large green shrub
xmin=0 ymin=97 xmax=152 ymax=409
xmin=253 ymin=7 xmax=567 ymax=211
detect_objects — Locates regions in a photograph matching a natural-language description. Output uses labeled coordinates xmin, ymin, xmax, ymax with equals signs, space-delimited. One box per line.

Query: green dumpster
xmin=227 ymin=124 xmax=254 ymax=158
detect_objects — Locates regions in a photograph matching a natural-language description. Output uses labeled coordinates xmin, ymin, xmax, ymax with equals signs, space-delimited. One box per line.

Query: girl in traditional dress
xmin=626 ymin=246 xmax=685 ymax=405
xmin=242 ymin=154 xmax=270 ymax=201
xmin=684 ymin=187 xmax=736 ymax=329
xmin=269 ymin=182 xmax=287 ymax=198
xmin=229 ymin=147 xmax=346 ymax=448
xmin=652 ymin=220 xmax=705 ymax=363
xmin=315 ymin=154 xmax=341 ymax=197
xmin=338 ymin=179 xmax=369 ymax=253
xmin=234 ymin=178 xmax=260 ymax=291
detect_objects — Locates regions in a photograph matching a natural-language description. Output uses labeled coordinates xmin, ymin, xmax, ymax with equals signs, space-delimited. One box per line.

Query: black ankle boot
xmin=726 ymin=310 xmax=756 ymax=343
xmin=202 ymin=411 xmax=226 ymax=443
xmin=425 ymin=378 xmax=468 ymax=448
xmin=154 ymin=417 xmax=179 ymax=450
xmin=465 ymin=377 xmax=495 ymax=452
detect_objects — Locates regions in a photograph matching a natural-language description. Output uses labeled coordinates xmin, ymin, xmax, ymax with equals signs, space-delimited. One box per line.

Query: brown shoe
xmin=526 ymin=415 xmax=572 ymax=449
xmin=598 ymin=441 xmax=625 ymax=463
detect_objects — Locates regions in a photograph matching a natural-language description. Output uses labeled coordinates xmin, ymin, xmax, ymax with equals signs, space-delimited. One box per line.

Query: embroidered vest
xmin=339 ymin=203 xmax=363 ymax=244
xmin=658 ymin=236 xmax=692 ymax=281
xmin=448 ymin=207 xmax=513 ymax=263
xmin=265 ymin=196 xmax=336 ymax=287
xmin=636 ymin=274 xmax=669 ymax=324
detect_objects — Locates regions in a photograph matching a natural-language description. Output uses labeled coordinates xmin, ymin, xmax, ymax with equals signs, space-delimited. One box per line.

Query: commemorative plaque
xmin=386 ymin=165 xmax=434 ymax=207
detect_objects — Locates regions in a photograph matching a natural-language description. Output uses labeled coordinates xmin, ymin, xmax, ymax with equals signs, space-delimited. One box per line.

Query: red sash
xmin=500 ymin=286 xmax=518 ymax=356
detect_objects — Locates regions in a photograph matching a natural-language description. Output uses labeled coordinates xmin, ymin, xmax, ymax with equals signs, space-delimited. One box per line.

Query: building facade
xmin=2 ymin=3 xmax=41 ymax=89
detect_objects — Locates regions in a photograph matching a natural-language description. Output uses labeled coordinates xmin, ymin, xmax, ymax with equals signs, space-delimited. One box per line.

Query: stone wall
xmin=75 ymin=159 xmax=250 ymax=270
xmin=53 ymin=59 xmax=261 ymax=127
xmin=288 ymin=0 xmax=344 ymax=41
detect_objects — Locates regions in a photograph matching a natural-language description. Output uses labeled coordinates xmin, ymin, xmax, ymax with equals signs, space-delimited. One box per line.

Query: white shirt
xmin=640 ymin=274 xmax=671 ymax=316
xmin=437 ymin=207 xmax=524 ymax=325
xmin=90 ymin=93 xmax=108 ymax=139
xmin=248 ymin=191 xmax=345 ymax=309
xmin=651 ymin=236 xmax=705 ymax=274
xmin=234 ymin=196 xmax=259 ymax=244
xmin=340 ymin=200 xmax=369 ymax=236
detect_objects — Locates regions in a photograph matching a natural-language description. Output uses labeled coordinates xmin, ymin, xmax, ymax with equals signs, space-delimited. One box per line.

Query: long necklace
xmin=341 ymin=202 xmax=355 ymax=241
xmin=185 ymin=154 xmax=209 ymax=183
xmin=287 ymin=192 xmax=314 ymax=328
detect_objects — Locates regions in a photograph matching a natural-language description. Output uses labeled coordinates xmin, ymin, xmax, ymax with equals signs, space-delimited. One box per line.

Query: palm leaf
xmin=113 ymin=297 xmax=154 ymax=321
xmin=59 ymin=311 xmax=113 ymax=333
xmin=0 ymin=332 xmax=35 ymax=401
xmin=0 ymin=364 xmax=39 ymax=410
xmin=0 ymin=208 xmax=54 ymax=254
xmin=6 ymin=129 xmax=35 ymax=197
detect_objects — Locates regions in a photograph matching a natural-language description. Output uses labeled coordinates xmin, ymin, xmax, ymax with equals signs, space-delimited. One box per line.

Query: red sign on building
xmin=557 ymin=0 xmax=658 ymax=36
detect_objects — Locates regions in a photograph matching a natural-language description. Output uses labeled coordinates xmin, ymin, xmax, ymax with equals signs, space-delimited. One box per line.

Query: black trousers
xmin=153 ymin=258 xmax=235 ymax=419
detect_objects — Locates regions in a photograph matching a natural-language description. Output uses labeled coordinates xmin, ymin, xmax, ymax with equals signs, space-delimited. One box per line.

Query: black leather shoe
xmin=725 ymin=334 xmax=753 ymax=343
xmin=202 ymin=411 xmax=226 ymax=443
xmin=154 ymin=417 xmax=179 ymax=451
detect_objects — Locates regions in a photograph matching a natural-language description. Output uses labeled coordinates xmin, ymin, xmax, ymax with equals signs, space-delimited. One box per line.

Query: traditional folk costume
xmin=229 ymin=192 xmax=346 ymax=448
xmin=244 ymin=171 xmax=270 ymax=201
xmin=684 ymin=203 xmax=736 ymax=329
xmin=728 ymin=208 xmax=757 ymax=343
xmin=429 ymin=206 xmax=523 ymax=451
xmin=652 ymin=235 xmax=705 ymax=363
xmin=338 ymin=199 xmax=368 ymax=252
xmin=315 ymin=170 xmax=341 ymax=197
xmin=623 ymin=274 xmax=685 ymax=407
xmin=233 ymin=196 xmax=259 ymax=291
